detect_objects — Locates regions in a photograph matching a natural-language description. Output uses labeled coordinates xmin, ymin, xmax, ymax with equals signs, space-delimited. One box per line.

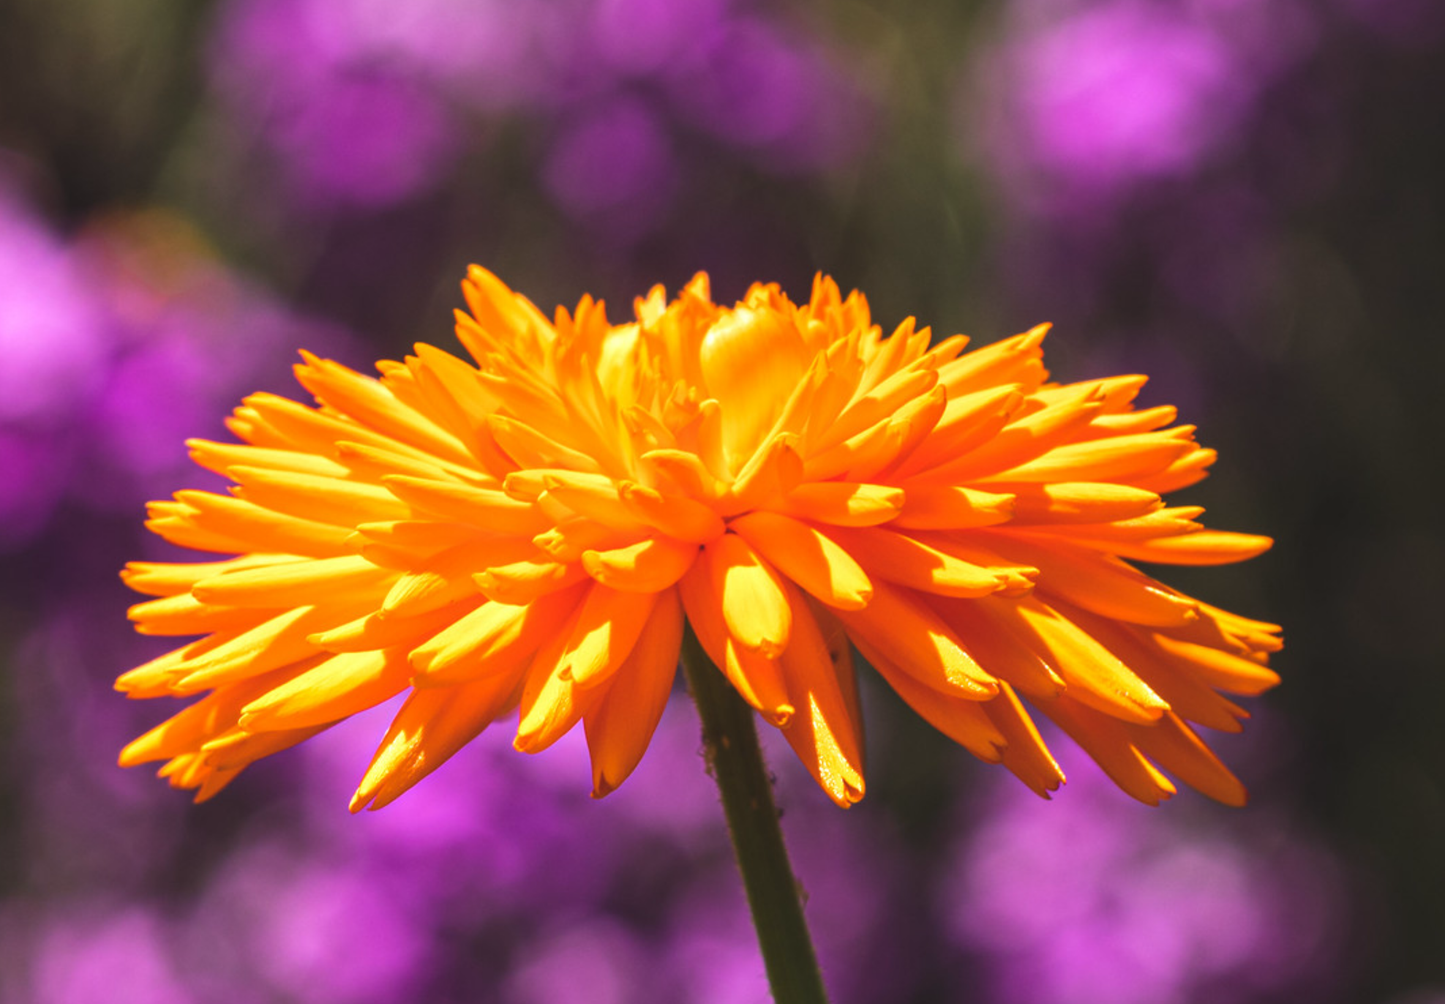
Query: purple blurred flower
xmin=543 ymin=98 xmax=677 ymax=231
xmin=0 ymin=187 xmax=360 ymax=547
xmin=31 ymin=909 xmax=194 ymax=1004
xmin=0 ymin=196 xmax=109 ymax=424
xmin=285 ymin=694 xmax=922 ymax=1004
xmin=667 ymin=872 xmax=771 ymax=1004
xmin=504 ymin=920 xmax=653 ymax=1004
xmin=267 ymin=72 xmax=459 ymax=208
xmin=185 ymin=840 xmax=433 ymax=1004
xmin=585 ymin=695 xmax=722 ymax=842
xmin=0 ymin=430 xmax=73 ymax=549
xmin=10 ymin=608 xmax=198 ymax=899
xmin=208 ymin=0 xmax=870 ymax=220
xmin=70 ymin=213 xmax=359 ymax=508
xmin=1026 ymin=13 xmax=1239 ymax=178
xmin=257 ymin=868 xmax=433 ymax=1003
xmin=943 ymin=747 xmax=1351 ymax=1004
xmin=971 ymin=4 xmax=1241 ymax=204
xmin=591 ymin=0 xmax=729 ymax=77
xmin=964 ymin=0 xmax=1314 ymax=214
xmin=664 ymin=16 xmax=868 ymax=170
xmin=296 ymin=704 xmax=618 ymax=923
xmin=210 ymin=0 xmax=462 ymax=210
xmin=300 ymin=0 xmax=536 ymax=97
xmin=295 ymin=693 xmax=734 ymax=933
xmin=0 ymin=190 xmax=110 ymax=544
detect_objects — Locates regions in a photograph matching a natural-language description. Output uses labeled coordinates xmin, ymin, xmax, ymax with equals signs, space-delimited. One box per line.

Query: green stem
xmin=681 ymin=625 xmax=831 ymax=1004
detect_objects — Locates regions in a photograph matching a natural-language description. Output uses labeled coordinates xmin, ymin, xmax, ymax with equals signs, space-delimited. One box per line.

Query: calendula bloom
xmin=118 ymin=267 xmax=1280 ymax=810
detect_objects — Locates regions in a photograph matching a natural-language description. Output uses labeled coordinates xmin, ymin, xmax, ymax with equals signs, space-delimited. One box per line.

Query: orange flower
xmin=118 ymin=268 xmax=1280 ymax=810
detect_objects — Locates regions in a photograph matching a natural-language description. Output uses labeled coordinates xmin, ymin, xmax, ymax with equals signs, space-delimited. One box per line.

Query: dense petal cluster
xmin=119 ymin=268 xmax=1280 ymax=809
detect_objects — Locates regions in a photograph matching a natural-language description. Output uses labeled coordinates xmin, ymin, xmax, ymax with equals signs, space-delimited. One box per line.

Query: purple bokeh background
xmin=208 ymin=0 xmax=866 ymax=222
xmin=2 ymin=0 xmax=1441 ymax=999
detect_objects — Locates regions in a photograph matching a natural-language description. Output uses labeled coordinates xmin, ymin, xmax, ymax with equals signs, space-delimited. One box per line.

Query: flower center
xmin=698 ymin=305 xmax=812 ymax=472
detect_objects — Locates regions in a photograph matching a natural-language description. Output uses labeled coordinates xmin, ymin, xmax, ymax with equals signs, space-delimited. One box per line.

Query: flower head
xmin=118 ymin=268 xmax=1280 ymax=809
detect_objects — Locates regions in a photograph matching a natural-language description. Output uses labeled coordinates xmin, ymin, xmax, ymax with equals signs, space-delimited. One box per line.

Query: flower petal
xmin=701 ymin=532 xmax=792 ymax=658
xmin=351 ymin=672 xmax=524 ymax=811
xmin=835 ymin=581 xmax=998 ymax=699
xmin=776 ymin=585 xmax=865 ymax=806
xmin=729 ymin=510 xmax=873 ymax=611
xmin=583 ymin=588 xmax=685 ymax=797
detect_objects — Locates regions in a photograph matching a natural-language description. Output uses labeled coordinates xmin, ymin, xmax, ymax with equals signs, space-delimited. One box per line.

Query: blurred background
xmin=0 ymin=0 xmax=1441 ymax=1001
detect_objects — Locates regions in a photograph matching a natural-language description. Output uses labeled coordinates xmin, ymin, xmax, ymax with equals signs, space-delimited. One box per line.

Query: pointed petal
xmin=582 ymin=536 xmax=699 ymax=592
xmin=835 ymin=580 xmax=998 ymax=698
xmin=240 ymin=647 xmax=411 ymax=732
xmin=583 ymin=588 xmax=685 ymax=796
xmin=1037 ymin=695 xmax=1177 ymax=806
xmin=776 ymin=583 xmax=865 ymax=806
xmin=701 ymin=533 xmax=792 ymax=658
xmin=677 ymin=561 xmax=794 ymax=724
xmin=351 ymin=672 xmax=524 ymax=811
xmin=729 ymin=510 xmax=873 ymax=611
